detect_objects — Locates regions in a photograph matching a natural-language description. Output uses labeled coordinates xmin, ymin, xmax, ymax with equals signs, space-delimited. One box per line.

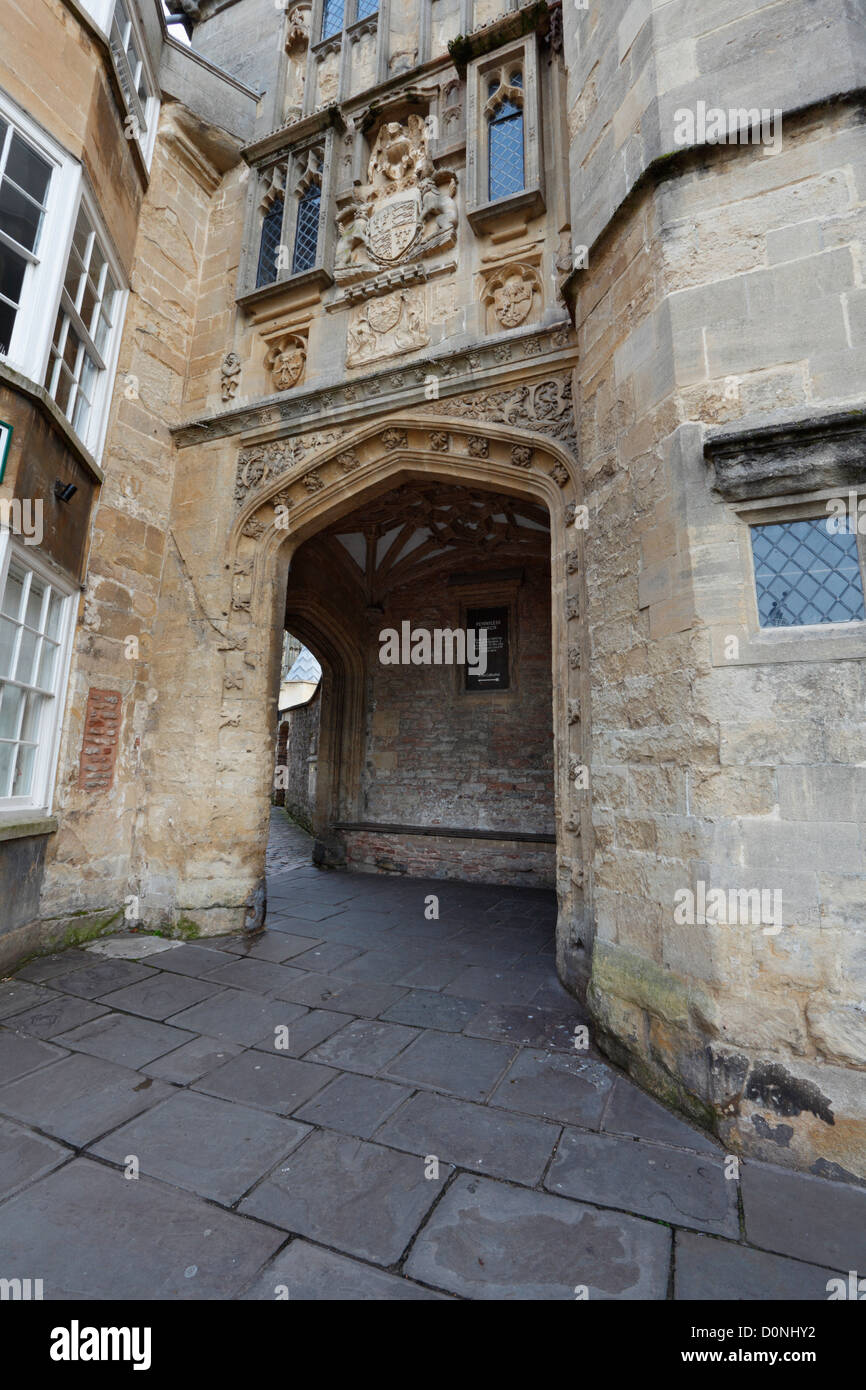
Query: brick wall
xmin=357 ymin=557 xmax=555 ymax=881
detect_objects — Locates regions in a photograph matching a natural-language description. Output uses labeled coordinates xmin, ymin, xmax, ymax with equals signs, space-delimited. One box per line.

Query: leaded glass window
xmin=489 ymin=73 xmax=525 ymax=202
xmin=292 ymin=184 xmax=321 ymax=274
xmin=751 ymin=519 xmax=866 ymax=627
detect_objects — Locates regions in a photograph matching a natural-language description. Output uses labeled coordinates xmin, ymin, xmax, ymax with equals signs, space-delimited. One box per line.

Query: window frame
xmin=465 ymin=36 xmax=545 ymax=233
xmin=107 ymin=0 xmax=161 ymax=168
xmin=0 ymin=531 xmax=77 ymax=818
xmin=44 ymin=182 xmax=129 ymax=462
xmin=748 ymin=512 xmax=866 ymax=632
xmin=241 ymin=132 xmax=338 ymax=301
xmin=0 ymin=95 xmax=80 ymax=390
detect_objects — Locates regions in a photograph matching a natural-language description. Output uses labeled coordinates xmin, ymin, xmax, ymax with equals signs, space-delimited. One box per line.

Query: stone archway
xmin=223 ymin=410 xmax=589 ymax=991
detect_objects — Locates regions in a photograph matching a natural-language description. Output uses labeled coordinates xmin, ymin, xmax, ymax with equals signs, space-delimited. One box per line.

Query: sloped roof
xmin=285 ymin=646 xmax=322 ymax=684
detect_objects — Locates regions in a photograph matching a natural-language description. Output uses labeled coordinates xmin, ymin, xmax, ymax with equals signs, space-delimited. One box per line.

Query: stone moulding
xmin=704 ymin=408 xmax=866 ymax=501
xmin=171 ymin=320 xmax=576 ymax=449
xmin=448 ymin=1 xmax=550 ymax=76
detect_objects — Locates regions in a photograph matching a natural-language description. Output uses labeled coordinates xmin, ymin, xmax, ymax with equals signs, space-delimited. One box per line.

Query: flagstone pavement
xmin=0 ymin=808 xmax=862 ymax=1301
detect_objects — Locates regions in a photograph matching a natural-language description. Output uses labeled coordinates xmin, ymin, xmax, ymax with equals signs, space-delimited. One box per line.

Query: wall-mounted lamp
xmin=54 ymin=481 xmax=78 ymax=503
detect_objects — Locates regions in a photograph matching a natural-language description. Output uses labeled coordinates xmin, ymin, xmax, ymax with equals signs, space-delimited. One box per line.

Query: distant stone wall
xmin=278 ymin=688 xmax=321 ymax=830
xmin=362 ymin=559 xmax=555 ymax=841
xmin=342 ymin=828 xmax=555 ymax=888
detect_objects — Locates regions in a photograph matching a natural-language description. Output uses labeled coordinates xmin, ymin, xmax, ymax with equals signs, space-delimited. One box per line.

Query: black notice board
xmin=465 ymin=605 xmax=510 ymax=692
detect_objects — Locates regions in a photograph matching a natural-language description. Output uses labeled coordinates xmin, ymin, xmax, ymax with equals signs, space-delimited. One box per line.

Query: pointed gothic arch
xmin=224 ymin=411 xmax=589 ymax=982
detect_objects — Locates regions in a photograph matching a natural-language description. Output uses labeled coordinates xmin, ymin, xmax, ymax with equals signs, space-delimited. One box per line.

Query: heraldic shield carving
xmin=334 ymin=113 xmax=458 ymax=281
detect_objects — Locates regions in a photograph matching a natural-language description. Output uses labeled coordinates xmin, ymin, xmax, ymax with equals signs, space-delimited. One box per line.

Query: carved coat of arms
xmin=493 ymin=274 xmax=535 ymax=328
xmin=368 ymin=192 xmax=421 ymax=263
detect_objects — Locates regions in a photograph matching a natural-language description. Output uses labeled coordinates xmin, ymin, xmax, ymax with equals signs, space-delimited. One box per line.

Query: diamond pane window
xmin=489 ymin=84 xmax=525 ymax=202
xmin=751 ymin=519 xmax=866 ymax=628
xmin=322 ymin=0 xmax=344 ymax=38
xmin=256 ymin=197 xmax=284 ymax=288
xmin=356 ymin=0 xmax=378 ymax=16
xmin=292 ymin=184 xmax=321 ymax=274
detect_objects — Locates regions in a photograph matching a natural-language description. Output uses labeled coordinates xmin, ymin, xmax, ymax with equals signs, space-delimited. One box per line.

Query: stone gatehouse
xmin=0 ymin=0 xmax=864 ymax=1184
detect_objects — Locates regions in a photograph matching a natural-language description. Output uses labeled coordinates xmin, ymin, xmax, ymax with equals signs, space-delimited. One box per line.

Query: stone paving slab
xmin=0 ymin=1116 xmax=71 ymax=1199
xmin=294 ymin=1073 xmax=411 ymax=1139
xmin=51 ymin=960 xmax=156 ymax=999
xmin=546 ymin=1128 xmax=739 ymax=1237
xmin=0 ymin=980 xmax=58 ymax=1018
xmin=383 ymin=1029 xmax=515 ymax=1101
xmin=240 ymin=1128 xmax=452 ymax=1265
xmin=741 ymin=1161 xmax=866 ymax=1271
xmin=0 ymin=1158 xmax=284 ymax=1299
xmin=153 ymin=944 xmax=237 ymax=977
xmin=220 ymin=932 xmax=325 ymax=962
xmin=252 ymin=1008 xmax=348 ymax=1058
xmin=0 ymin=1053 xmax=171 ymax=1146
xmin=305 ymin=1017 xmax=420 ymax=1075
xmin=376 ymin=1089 xmax=561 ymax=1186
xmin=203 ymin=957 xmax=308 ymax=996
xmin=90 ymin=1090 xmax=312 ymax=1205
xmin=14 ymin=949 xmax=92 ymax=982
xmin=602 ymin=1078 xmax=721 ymax=1154
xmin=489 ymin=1049 xmax=614 ymax=1127
xmin=194 ymin=1050 xmax=336 ymax=1115
xmin=96 ymin=971 xmax=221 ymax=1021
xmin=288 ymin=942 xmax=364 ymax=972
xmin=379 ymin=988 xmax=483 ymax=1033
xmin=142 ymin=1034 xmax=244 ymax=1085
xmin=674 ymin=1231 xmax=844 ymax=1300
xmin=0 ymin=1028 xmax=67 ymax=1084
xmin=57 ymin=1012 xmax=196 ymax=1069
xmin=165 ymin=988 xmax=308 ymax=1044
xmin=6 ymin=993 xmax=109 ymax=1040
xmin=405 ymin=1174 xmax=671 ymax=1299
xmin=241 ymin=1239 xmax=448 ymax=1300
xmin=463 ymin=1001 xmax=583 ymax=1053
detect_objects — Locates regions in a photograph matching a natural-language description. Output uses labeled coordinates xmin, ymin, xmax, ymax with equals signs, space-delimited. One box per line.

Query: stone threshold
xmin=336 ymin=821 xmax=555 ymax=843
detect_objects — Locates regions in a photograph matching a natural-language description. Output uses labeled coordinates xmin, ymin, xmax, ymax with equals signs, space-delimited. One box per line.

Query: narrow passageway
xmin=0 ymin=811 xmax=859 ymax=1300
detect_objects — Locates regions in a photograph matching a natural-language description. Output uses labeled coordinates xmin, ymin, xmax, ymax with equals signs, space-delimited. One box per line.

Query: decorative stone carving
xmin=235 ymin=429 xmax=343 ymax=503
xmin=303 ymin=469 xmax=325 ymax=492
xmin=568 ymin=699 xmax=581 ymax=725
xmin=346 ymin=287 xmax=429 ymax=367
xmin=429 ymin=375 xmax=577 ymax=455
xmin=466 ymin=435 xmax=489 ymax=458
xmin=284 ymin=3 xmax=311 ymax=121
xmin=483 ymin=263 xmax=542 ymax=332
xmin=220 ymin=352 xmax=241 ymax=402
xmin=550 ymin=462 xmax=570 ymax=487
xmin=568 ymin=646 xmax=580 ymax=670
xmin=265 ymin=333 xmax=307 ymax=392
xmin=334 ymin=115 xmax=458 ymax=285
xmin=337 ymin=449 xmax=361 ymax=472
xmin=316 ymin=49 xmax=340 ymax=104
xmin=242 ymin=518 xmax=267 ymax=539
xmin=381 ymin=427 xmax=408 ymax=451
xmin=566 ymin=549 xmax=580 ymax=574
xmin=566 ymin=596 xmax=580 ymax=621
xmin=429 ymin=431 xmax=450 ymax=451
xmin=511 ymin=444 xmax=533 ymax=468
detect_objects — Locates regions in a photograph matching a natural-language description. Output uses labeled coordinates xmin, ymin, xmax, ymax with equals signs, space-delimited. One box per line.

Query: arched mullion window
xmin=488 ymin=71 xmax=525 ymax=202
xmin=256 ymin=195 xmax=284 ymax=288
xmin=292 ymin=181 xmax=321 ymax=273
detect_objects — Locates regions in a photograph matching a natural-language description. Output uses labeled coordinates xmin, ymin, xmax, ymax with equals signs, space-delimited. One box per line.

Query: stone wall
xmin=362 ymin=560 xmax=555 ymax=839
xmin=564 ymin=1 xmax=866 ymax=1178
xmin=280 ymin=687 xmax=321 ymax=829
